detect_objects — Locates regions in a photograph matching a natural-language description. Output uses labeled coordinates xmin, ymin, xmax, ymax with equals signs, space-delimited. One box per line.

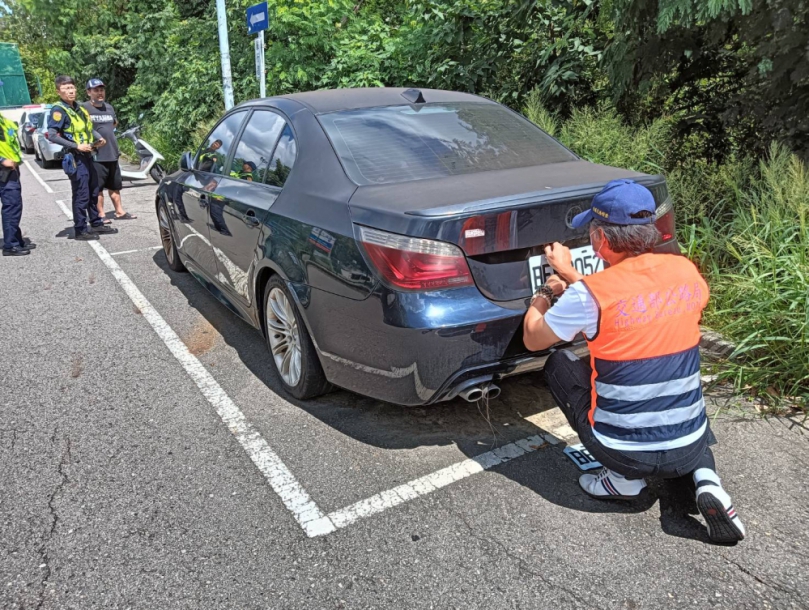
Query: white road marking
xmin=109 ymin=246 xmax=163 ymax=256
xmin=22 ymin=159 xmax=54 ymax=194
xmin=53 ymin=196 xmax=337 ymax=537
xmin=325 ymin=435 xmax=545 ymax=531
xmin=324 ymin=427 xmax=575 ymax=534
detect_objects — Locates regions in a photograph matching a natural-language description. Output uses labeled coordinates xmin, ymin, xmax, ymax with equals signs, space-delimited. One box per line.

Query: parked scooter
xmin=119 ymin=125 xmax=166 ymax=184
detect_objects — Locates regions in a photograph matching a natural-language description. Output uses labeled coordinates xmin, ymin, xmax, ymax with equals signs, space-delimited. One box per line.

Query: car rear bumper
xmin=292 ymin=239 xmax=681 ymax=407
xmin=291 ymin=281 xmax=582 ymax=406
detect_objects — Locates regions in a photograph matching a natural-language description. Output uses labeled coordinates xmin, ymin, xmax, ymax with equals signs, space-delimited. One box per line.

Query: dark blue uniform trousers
xmin=71 ymin=153 xmax=101 ymax=235
xmin=0 ymin=169 xmax=24 ymax=250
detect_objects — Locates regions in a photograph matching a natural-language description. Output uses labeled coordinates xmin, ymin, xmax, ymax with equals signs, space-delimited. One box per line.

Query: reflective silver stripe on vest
xmin=595 ymin=370 xmax=702 ymax=401
xmin=594 ymin=397 xmax=705 ymax=429
xmin=592 ymin=420 xmax=708 ymax=452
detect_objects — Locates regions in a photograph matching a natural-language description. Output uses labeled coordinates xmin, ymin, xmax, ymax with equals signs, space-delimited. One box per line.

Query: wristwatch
xmin=531 ymin=284 xmax=554 ymax=307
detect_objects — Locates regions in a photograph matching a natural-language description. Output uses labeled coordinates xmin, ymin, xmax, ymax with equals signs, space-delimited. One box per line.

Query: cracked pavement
xmin=1 ymin=159 xmax=808 ymax=609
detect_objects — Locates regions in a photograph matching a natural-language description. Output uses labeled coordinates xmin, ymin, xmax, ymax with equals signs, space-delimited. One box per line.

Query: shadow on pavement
xmin=152 ymin=251 xmax=712 ymax=543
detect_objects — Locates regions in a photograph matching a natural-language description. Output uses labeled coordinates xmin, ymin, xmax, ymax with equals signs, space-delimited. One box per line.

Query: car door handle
xmin=198 ymin=192 xmax=209 ymax=208
xmin=242 ymin=209 xmax=260 ymax=226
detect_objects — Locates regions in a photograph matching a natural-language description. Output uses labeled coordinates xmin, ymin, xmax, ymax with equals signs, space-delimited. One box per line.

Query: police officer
xmin=47 ymin=75 xmax=117 ymax=241
xmin=523 ymin=180 xmax=745 ymax=544
xmin=0 ymin=112 xmax=31 ymax=256
xmin=198 ymin=139 xmax=223 ymax=173
xmin=230 ymin=160 xmax=257 ymax=181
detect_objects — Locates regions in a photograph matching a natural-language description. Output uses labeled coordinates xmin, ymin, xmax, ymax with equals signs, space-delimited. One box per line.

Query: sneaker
xmin=74 ymin=231 xmax=100 ymax=241
xmin=579 ymin=467 xmax=647 ymax=500
xmin=694 ymin=469 xmax=745 ymax=544
xmin=2 ymin=247 xmax=30 ymax=256
xmin=90 ymin=225 xmax=118 ymax=234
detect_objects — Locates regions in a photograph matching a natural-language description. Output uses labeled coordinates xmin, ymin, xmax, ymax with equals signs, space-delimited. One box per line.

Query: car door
xmin=207 ymin=109 xmax=289 ymax=307
xmin=172 ymin=111 xmax=248 ymax=279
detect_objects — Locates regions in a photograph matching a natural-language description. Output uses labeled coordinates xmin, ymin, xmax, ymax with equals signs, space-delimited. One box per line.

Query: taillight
xmin=358 ymin=226 xmax=474 ymax=291
xmin=25 ymin=126 xmax=36 ymax=133
xmin=655 ymin=197 xmax=675 ymax=242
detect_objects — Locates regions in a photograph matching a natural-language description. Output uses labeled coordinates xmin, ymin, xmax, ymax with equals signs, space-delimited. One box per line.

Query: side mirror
xmin=179 ymin=151 xmax=194 ymax=171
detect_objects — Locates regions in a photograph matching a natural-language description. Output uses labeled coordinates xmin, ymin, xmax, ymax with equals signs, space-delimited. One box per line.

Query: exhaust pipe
xmin=459 ymin=386 xmax=484 ymax=402
xmin=483 ymin=383 xmax=501 ymax=400
xmin=458 ymin=383 xmax=501 ymax=402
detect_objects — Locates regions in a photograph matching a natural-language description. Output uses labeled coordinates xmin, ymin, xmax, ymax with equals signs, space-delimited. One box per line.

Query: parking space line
xmin=109 ymin=246 xmax=163 ymax=256
xmin=324 ymin=426 xmax=575 ymax=534
xmin=51 ymin=195 xmax=337 ymax=538
xmin=23 ymin=159 xmax=54 ymax=194
xmin=326 ymin=436 xmax=547 ymax=530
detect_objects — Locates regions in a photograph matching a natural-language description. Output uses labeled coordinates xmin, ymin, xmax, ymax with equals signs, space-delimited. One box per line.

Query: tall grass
xmin=700 ymin=145 xmax=809 ymax=407
xmin=524 ymin=95 xmax=809 ymax=410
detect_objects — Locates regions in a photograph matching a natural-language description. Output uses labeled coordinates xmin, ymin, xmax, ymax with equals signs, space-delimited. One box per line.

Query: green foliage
xmin=606 ymin=0 xmax=809 ymax=161
xmin=698 ymin=145 xmax=809 ymax=408
xmin=525 ymin=96 xmax=670 ymax=174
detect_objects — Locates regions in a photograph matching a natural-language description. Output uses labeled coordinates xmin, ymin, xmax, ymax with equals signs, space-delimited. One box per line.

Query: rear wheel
xmin=263 ymin=276 xmax=331 ymax=400
xmin=158 ymin=199 xmax=185 ymax=272
xmin=150 ymin=164 xmax=165 ymax=183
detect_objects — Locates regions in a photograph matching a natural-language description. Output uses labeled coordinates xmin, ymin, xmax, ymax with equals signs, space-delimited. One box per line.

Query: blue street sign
xmin=246 ymin=2 xmax=269 ymax=35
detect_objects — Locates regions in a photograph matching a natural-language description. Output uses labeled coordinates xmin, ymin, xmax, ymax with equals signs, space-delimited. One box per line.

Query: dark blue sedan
xmin=155 ymin=88 xmax=677 ymax=406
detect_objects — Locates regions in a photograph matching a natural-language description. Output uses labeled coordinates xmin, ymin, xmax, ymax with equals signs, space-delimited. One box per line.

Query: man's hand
xmin=1 ymin=158 xmax=18 ymax=169
xmin=77 ymin=143 xmax=93 ymax=153
xmin=545 ymin=242 xmax=583 ymax=284
xmin=96 ymin=138 xmax=107 ymax=148
xmin=545 ymin=274 xmax=568 ymax=296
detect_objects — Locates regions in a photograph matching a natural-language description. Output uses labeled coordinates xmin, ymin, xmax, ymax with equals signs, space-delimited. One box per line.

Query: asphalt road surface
xmin=1 ymin=156 xmax=807 ymax=610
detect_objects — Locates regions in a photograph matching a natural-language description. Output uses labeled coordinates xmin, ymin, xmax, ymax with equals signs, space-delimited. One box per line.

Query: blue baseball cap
xmin=571 ymin=179 xmax=656 ymax=228
xmin=86 ymin=78 xmax=105 ymax=89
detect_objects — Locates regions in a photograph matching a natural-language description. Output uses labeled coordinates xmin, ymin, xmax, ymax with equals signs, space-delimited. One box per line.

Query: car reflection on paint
xmin=155 ymin=88 xmax=678 ymax=406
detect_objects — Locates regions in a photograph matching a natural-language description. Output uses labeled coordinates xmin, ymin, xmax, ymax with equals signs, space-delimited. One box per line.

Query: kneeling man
xmin=524 ymin=179 xmax=744 ymax=544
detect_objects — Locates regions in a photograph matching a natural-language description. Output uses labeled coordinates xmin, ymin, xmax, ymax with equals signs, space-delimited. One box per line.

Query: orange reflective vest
xmin=581 ymin=253 xmax=710 ymax=451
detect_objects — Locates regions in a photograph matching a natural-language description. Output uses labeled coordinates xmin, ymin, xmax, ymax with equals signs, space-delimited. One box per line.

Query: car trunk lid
xmin=349 ymin=162 xmax=670 ymax=301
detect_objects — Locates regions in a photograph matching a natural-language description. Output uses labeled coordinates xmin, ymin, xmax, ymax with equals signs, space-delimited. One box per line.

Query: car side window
xmin=265 ymin=124 xmax=296 ymax=188
xmin=229 ymin=110 xmax=285 ymax=183
xmin=195 ymin=111 xmax=247 ymax=174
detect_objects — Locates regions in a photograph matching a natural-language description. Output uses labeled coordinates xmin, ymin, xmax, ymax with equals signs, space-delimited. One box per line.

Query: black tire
xmin=157 ymin=199 xmax=185 ymax=272
xmin=150 ymin=164 xmax=165 ymax=183
xmin=263 ymin=276 xmax=331 ymax=400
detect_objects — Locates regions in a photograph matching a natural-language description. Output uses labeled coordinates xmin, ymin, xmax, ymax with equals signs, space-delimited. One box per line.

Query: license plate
xmin=528 ymin=245 xmax=603 ymax=292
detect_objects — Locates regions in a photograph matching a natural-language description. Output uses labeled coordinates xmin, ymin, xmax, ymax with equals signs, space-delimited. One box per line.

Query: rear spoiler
xmin=405 ymin=174 xmax=667 ymax=218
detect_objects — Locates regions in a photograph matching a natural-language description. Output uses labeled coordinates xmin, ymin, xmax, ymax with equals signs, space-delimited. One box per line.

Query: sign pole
xmin=258 ymin=29 xmax=266 ymax=98
xmin=215 ymin=0 xmax=235 ymax=110
xmin=247 ymin=2 xmax=269 ymax=99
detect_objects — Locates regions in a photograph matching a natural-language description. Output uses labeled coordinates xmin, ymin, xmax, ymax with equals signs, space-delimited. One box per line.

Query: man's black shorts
xmin=94 ymin=160 xmax=123 ymax=192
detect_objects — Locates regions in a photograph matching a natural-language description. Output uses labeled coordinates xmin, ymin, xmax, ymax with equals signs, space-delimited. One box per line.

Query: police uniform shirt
xmin=0 ymin=115 xmax=22 ymax=166
xmin=47 ymin=102 xmax=99 ymax=150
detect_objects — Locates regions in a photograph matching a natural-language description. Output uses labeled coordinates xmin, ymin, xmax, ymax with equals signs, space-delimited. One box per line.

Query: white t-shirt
xmin=543 ymin=281 xmax=599 ymax=341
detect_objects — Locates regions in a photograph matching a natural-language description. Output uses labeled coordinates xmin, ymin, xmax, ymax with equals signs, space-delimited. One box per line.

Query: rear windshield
xmin=29 ymin=112 xmax=45 ymax=126
xmin=318 ymin=102 xmax=576 ymax=186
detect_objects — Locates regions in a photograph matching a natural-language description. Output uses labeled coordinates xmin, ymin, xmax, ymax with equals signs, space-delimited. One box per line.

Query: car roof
xmin=240 ymin=87 xmax=494 ymax=115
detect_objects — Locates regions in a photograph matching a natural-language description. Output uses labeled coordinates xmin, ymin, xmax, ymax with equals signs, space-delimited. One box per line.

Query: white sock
xmin=693 ymin=468 xmax=721 ymax=488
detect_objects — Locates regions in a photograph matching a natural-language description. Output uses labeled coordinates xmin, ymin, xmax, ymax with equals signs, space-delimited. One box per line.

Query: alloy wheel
xmin=266 ymin=287 xmax=302 ymax=387
xmin=158 ymin=205 xmax=174 ymax=265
